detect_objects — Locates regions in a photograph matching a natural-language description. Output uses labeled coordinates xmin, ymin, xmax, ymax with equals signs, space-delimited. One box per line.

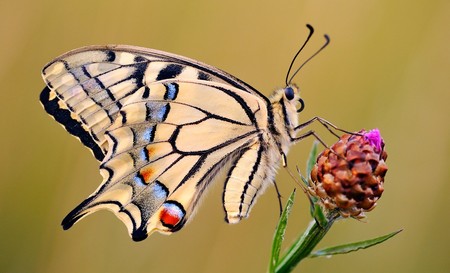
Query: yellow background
xmin=1 ymin=0 xmax=449 ymax=272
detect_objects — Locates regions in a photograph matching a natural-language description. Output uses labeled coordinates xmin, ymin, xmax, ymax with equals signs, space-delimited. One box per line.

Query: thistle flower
xmin=310 ymin=129 xmax=388 ymax=218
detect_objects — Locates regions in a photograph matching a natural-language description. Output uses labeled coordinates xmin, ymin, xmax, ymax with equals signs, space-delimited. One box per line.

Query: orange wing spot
xmin=146 ymin=146 xmax=157 ymax=159
xmin=140 ymin=167 xmax=154 ymax=182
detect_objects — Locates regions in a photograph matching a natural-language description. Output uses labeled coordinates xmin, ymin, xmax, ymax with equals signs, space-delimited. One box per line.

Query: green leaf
xmin=269 ymin=190 xmax=296 ymax=273
xmin=305 ymin=141 xmax=319 ymax=185
xmin=275 ymin=218 xmax=336 ymax=273
xmin=309 ymin=229 xmax=403 ymax=258
xmin=312 ymin=204 xmax=328 ymax=228
xmin=305 ymin=141 xmax=320 ymax=218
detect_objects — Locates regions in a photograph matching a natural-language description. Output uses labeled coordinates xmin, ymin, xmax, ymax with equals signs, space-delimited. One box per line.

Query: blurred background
xmin=1 ymin=0 xmax=449 ymax=272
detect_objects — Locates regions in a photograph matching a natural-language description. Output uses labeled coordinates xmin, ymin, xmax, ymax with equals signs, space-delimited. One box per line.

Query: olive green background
xmin=1 ymin=0 xmax=449 ymax=272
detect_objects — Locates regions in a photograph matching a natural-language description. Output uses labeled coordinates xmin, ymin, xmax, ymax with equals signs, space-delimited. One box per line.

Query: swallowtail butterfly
xmin=40 ymin=25 xmax=331 ymax=241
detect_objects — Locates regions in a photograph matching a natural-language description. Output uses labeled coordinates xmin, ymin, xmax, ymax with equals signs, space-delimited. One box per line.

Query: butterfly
xmin=40 ymin=25 xmax=330 ymax=241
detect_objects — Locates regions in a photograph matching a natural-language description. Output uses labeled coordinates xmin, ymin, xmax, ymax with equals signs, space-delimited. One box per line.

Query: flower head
xmin=310 ymin=129 xmax=388 ymax=218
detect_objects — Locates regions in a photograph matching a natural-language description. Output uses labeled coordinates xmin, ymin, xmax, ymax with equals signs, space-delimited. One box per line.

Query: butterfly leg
xmin=294 ymin=116 xmax=357 ymax=138
xmin=292 ymin=130 xmax=329 ymax=148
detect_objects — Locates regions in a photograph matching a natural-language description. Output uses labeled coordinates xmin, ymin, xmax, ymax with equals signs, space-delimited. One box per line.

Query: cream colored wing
xmin=61 ymin=80 xmax=268 ymax=241
xmin=40 ymin=46 xmax=276 ymax=240
xmin=223 ymin=141 xmax=271 ymax=224
xmin=40 ymin=45 xmax=271 ymax=161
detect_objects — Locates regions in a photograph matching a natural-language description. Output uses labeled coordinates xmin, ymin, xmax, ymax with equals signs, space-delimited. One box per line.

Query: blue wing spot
xmin=164 ymin=83 xmax=179 ymax=100
xmin=142 ymin=127 xmax=155 ymax=142
xmin=153 ymin=181 xmax=169 ymax=199
xmin=134 ymin=174 xmax=146 ymax=187
xmin=140 ymin=147 xmax=149 ymax=162
xmin=156 ymin=104 xmax=170 ymax=122
xmin=146 ymin=103 xmax=170 ymax=122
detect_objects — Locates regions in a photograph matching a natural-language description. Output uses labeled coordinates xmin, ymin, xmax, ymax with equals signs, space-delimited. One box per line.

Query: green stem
xmin=275 ymin=213 xmax=338 ymax=273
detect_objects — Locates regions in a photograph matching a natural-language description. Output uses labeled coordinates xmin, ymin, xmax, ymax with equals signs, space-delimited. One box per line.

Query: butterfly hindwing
xmin=56 ymin=76 xmax=268 ymax=240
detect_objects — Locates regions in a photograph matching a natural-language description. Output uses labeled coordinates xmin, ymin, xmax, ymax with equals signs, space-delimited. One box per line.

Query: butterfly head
xmin=270 ymin=84 xmax=304 ymax=112
xmin=284 ymin=85 xmax=305 ymax=113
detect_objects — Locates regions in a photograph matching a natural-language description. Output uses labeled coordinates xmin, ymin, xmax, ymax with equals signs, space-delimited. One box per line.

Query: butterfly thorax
xmin=268 ymin=86 xmax=300 ymax=156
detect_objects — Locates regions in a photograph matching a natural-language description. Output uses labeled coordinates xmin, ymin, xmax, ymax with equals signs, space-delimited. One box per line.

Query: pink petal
xmin=364 ymin=129 xmax=384 ymax=152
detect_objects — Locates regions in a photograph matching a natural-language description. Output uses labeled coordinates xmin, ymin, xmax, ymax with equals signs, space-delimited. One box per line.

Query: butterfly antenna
xmin=287 ymin=33 xmax=330 ymax=85
xmin=285 ymin=24 xmax=315 ymax=86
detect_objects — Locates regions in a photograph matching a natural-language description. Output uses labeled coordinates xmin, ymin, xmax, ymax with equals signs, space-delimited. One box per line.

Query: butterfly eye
xmin=284 ymin=87 xmax=295 ymax=100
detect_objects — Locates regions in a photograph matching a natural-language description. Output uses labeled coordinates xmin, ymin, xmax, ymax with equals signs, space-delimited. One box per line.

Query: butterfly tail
xmin=60 ymin=184 xmax=137 ymax=235
xmin=61 ymin=196 xmax=98 ymax=230
xmin=61 ymin=178 xmax=169 ymax=241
